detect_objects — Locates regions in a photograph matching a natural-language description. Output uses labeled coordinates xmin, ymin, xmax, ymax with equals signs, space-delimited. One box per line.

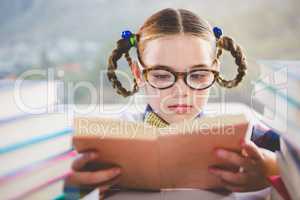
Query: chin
xmin=167 ymin=112 xmax=197 ymax=124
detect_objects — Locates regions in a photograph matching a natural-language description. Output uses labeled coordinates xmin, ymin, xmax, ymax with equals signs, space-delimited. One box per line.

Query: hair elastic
xmin=121 ymin=30 xmax=137 ymax=47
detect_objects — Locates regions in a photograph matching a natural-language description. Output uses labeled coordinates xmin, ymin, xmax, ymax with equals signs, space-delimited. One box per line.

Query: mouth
xmin=167 ymin=104 xmax=193 ymax=114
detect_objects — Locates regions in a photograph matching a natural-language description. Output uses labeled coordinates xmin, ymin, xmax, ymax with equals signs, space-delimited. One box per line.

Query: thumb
xmin=72 ymin=151 xmax=98 ymax=171
xmin=241 ymin=140 xmax=263 ymax=160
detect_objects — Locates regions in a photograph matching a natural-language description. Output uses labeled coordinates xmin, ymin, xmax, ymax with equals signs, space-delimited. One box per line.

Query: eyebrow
xmin=148 ymin=64 xmax=210 ymax=70
xmin=190 ymin=64 xmax=211 ymax=69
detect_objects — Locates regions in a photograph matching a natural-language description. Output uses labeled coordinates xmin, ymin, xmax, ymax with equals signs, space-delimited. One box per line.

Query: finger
xmin=242 ymin=140 xmax=263 ymax=160
xmin=72 ymin=152 xmax=98 ymax=171
xmin=214 ymin=149 xmax=247 ymax=167
xmin=99 ymin=174 xmax=121 ymax=190
xmin=220 ymin=179 xmax=245 ymax=192
xmin=99 ymin=177 xmax=121 ymax=198
xmin=208 ymin=167 xmax=248 ymax=186
xmin=70 ymin=167 xmax=121 ymax=185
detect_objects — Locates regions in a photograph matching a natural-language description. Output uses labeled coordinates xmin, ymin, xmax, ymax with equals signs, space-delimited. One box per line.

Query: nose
xmin=172 ymin=78 xmax=188 ymax=98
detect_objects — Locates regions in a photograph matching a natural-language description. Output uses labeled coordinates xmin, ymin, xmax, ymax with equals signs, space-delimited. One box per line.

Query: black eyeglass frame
xmin=136 ymin=44 xmax=219 ymax=90
xmin=141 ymin=65 xmax=218 ymax=90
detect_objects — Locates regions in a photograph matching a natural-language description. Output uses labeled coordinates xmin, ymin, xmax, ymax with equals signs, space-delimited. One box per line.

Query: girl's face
xmin=134 ymin=34 xmax=218 ymax=124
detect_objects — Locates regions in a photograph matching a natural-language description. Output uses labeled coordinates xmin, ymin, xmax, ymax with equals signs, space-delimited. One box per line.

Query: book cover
xmin=73 ymin=114 xmax=252 ymax=190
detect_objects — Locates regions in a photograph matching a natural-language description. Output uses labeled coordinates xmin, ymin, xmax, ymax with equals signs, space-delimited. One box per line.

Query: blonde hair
xmin=108 ymin=8 xmax=247 ymax=97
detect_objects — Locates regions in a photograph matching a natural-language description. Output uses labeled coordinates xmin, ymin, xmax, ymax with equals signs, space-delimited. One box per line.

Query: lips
xmin=167 ymin=104 xmax=193 ymax=114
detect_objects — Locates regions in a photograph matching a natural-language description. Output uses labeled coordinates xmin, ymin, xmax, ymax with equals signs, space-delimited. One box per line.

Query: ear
xmin=130 ymin=60 xmax=144 ymax=87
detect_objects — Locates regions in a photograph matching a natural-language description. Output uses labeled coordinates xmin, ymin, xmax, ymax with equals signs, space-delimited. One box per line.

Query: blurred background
xmin=0 ymin=0 xmax=299 ymax=106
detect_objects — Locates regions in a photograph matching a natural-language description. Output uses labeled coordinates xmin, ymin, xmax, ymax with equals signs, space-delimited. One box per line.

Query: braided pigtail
xmin=213 ymin=28 xmax=247 ymax=88
xmin=107 ymin=32 xmax=139 ymax=97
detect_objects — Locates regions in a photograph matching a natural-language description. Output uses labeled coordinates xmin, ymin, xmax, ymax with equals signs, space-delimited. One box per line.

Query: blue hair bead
xmin=121 ymin=30 xmax=137 ymax=47
xmin=121 ymin=30 xmax=132 ymax=40
xmin=213 ymin=27 xmax=223 ymax=39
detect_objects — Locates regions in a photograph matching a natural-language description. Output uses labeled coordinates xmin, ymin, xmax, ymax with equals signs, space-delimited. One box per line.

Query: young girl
xmin=65 ymin=8 xmax=280 ymax=198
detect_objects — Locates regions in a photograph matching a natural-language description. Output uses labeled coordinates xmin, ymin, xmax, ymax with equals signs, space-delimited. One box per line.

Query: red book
xmin=268 ymin=175 xmax=291 ymax=200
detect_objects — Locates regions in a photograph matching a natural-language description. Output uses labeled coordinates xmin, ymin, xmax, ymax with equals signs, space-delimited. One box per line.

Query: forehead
xmin=142 ymin=34 xmax=214 ymax=70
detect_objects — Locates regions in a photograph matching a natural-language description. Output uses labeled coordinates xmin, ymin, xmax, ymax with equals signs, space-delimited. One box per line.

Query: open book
xmin=72 ymin=114 xmax=252 ymax=190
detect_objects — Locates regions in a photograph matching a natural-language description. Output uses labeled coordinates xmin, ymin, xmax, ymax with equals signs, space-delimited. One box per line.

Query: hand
xmin=64 ymin=151 xmax=121 ymax=194
xmin=208 ymin=140 xmax=278 ymax=192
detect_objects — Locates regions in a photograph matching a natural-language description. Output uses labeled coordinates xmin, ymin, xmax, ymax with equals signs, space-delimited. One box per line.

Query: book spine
xmin=0 ymin=127 xmax=73 ymax=154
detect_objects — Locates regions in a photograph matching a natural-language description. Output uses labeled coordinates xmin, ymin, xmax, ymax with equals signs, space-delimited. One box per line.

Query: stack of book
xmin=0 ymin=80 xmax=75 ymax=200
xmin=252 ymin=60 xmax=300 ymax=199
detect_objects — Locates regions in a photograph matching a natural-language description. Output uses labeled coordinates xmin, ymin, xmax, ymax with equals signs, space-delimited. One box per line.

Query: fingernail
xmin=113 ymin=168 xmax=121 ymax=174
xmin=89 ymin=152 xmax=96 ymax=159
xmin=208 ymin=168 xmax=215 ymax=173
xmin=216 ymin=149 xmax=226 ymax=158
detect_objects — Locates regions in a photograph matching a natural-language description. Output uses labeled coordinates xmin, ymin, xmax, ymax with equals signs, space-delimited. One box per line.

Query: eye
xmin=153 ymin=74 xmax=172 ymax=80
xmin=187 ymin=71 xmax=214 ymax=84
xmin=190 ymin=74 xmax=206 ymax=79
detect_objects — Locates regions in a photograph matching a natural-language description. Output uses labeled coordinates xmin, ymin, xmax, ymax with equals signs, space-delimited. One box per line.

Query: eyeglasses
xmin=141 ymin=66 xmax=217 ymax=90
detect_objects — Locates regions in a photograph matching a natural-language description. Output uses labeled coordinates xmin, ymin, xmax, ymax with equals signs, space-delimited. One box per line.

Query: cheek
xmin=144 ymin=85 xmax=160 ymax=105
xmin=192 ymin=89 xmax=210 ymax=108
xmin=144 ymin=85 xmax=174 ymax=111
